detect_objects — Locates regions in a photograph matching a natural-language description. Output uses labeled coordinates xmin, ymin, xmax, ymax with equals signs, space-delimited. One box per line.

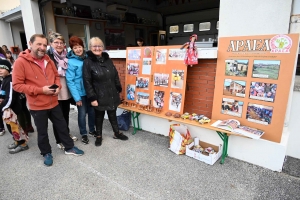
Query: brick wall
xmin=185 ymin=59 xmax=217 ymax=118
xmin=112 ymin=58 xmax=217 ymax=118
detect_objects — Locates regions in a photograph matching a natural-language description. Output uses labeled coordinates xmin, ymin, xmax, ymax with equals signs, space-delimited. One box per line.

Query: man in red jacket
xmin=13 ymin=34 xmax=84 ymax=166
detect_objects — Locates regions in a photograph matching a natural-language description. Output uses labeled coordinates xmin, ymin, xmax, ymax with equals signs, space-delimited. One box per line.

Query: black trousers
xmin=53 ymin=99 xmax=70 ymax=144
xmin=94 ymin=109 xmax=119 ymax=136
xmin=30 ymin=105 xmax=73 ymax=155
xmin=20 ymin=97 xmax=32 ymax=128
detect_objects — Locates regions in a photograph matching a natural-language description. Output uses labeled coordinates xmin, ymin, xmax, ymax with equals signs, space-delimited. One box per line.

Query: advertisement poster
xmin=225 ymin=59 xmax=248 ymax=77
xmin=212 ymin=34 xmax=299 ymax=142
xmin=246 ymin=103 xmax=273 ymax=125
xmin=252 ymin=60 xmax=280 ymax=80
xmin=221 ymin=98 xmax=243 ymax=117
xmin=142 ymin=58 xmax=152 ymax=75
xmin=169 ymin=92 xmax=182 ymax=112
xmin=127 ymin=63 xmax=139 ymax=75
xmin=171 ymin=70 xmax=184 ymax=89
xmin=153 ymin=90 xmax=165 ymax=108
xmin=154 ymin=73 xmax=169 ymax=87
xmin=223 ymin=79 xmax=246 ymax=97
xmin=126 ymin=84 xmax=135 ymax=101
xmin=249 ymin=82 xmax=277 ymax=102
xmin=144 ymin=47 xmax=152 ymax=58
xmin=168 ymin=48 xmax=185 ymax=60
xmin=136 ymin=92 xmax=150 ymax=105
xmin=136 ymin=77 xmax=149 ymax=90
xmin=128 ymin=49 xmax=141 ymax=60
xmin=105 ymin=29 xmax=125 ymax=50
xmin=156 ymin=49 xmax=167 ymax=64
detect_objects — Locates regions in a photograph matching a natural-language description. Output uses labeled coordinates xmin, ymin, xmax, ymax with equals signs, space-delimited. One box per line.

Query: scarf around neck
xmin=52 ymin=48 xmax=68 ymax=76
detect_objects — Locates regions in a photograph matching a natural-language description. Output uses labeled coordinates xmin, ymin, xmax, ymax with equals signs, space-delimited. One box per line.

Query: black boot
xmin=113 ymin=132 xmax=128 ymax=140
xmin=95 ymin=130 xmax=102 ymax=146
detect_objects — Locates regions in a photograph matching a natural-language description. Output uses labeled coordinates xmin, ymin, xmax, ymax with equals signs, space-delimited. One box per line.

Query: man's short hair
xmin=30 ymin=34 xmax=48 ymax=43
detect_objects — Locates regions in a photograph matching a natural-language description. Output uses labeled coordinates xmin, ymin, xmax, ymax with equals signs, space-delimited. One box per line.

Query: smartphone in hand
xmin=49 ymin=84 xmax=59 ymax=89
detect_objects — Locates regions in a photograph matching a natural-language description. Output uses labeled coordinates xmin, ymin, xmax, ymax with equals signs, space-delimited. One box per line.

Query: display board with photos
xmin=125 ymin=46 xmax=187 ymax=114
xmin=212 ymin=34 xmax=299 ymax=143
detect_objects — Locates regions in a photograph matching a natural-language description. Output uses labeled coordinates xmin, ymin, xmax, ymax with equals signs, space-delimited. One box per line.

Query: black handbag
xmin=117 ymin=110 xmax=131 ymax=131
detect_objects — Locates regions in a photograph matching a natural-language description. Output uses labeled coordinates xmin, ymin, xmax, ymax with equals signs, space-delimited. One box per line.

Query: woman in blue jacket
xmin=66 ymin=36 xmax=96 ymax=145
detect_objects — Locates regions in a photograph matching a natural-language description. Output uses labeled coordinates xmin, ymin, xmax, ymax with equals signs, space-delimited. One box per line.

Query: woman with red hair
xmin=66 ymin=36 xmax=96 ymax=145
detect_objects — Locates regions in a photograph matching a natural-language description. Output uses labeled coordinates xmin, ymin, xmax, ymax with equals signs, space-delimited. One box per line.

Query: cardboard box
xmin=186 ymin=141 xmax=222 ymax=165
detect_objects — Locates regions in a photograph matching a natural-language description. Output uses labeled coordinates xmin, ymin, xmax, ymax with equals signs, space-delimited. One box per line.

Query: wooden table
xmin=119 ymin=104 xmax=245 ymax=164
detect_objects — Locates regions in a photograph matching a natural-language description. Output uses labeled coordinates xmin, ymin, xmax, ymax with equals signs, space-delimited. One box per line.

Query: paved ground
xmin=1 ymin=109 xmax=300 ymax=200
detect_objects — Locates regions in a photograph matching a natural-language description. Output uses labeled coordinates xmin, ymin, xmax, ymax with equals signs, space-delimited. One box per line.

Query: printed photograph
xmin=171 ymin=70 xmax=184 ymax=89
xmin=168 ymin=48 xmax=186 ymax=60
xmin=156 ymin=49 xmax=167 ymax=64
xmin=144 ymin=47 xmax=152 ymax=58
xmin=136 ymin=77 xmax=149 ymax=89
xmin=126 ymin=84 xmax=136 ymax=101
xmin=169 ymin=92 xmax=182 ymax=112
xmin=127 ymin=63 xmax=139 ymax=75
xmin=252 ymin=60 xmax=280 ymax=80
xmin=223 ymin=79 xmax=246 ymax=97
xmin=246 ymin=103 xmax=273 ymax=125
xmin=142 ymin=58 xmax=152 ymax=75
xmin=221 ymin=98 xmax=244 ymax=118
xmin=249 ymin=82 xmax=277 ymax=102
xmin=153 ymin=90 xmax=165 ymax=108
xmin=136 ymin=92 xmax=150 ymax=105
xmin=128 ymin=49 xmax=141 ymax=60
xmin=154 ymin=73 xmax=169 ymax=87
xmin=225 ymin=59 xmax=248 ymax=77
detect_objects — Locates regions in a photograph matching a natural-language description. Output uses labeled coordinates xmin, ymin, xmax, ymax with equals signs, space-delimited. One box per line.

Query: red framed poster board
xmin=212 ymin=34 xmax=300 ymax=142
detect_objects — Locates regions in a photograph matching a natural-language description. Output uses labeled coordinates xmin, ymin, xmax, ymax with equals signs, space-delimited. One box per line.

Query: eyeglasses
xmin=91 ymin=45 xmax=104 ymax=49
xmin=53 ymin=42 xmax=65 ymax=46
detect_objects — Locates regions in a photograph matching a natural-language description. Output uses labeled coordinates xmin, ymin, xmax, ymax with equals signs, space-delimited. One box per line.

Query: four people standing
xmin=3 ymin=32 xmax=128 ymax=164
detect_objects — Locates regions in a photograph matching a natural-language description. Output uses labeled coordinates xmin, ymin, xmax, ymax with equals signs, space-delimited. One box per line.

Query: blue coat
xmin=66 ymin=50 xmax=87 ymax=102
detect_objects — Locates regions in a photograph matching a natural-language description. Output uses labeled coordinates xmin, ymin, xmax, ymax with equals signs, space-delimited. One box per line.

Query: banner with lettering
xmin=212 ymin=34 xmax=299 ymax=143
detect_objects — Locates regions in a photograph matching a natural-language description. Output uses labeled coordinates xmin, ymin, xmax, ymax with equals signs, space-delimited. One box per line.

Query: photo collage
xmin=222 ymin=59 xmax=279 ymax=125
xmin=125 ymin=47 xmax=186 ymax=113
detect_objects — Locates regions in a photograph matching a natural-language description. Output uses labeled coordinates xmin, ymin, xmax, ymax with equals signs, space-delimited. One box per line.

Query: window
xmin=183 ymin=24 xmax=194 ymax=32
xmin=216 ymin=21 xmax=219 ymax=30
xmin=199 ymin=22 xmax=211 ymax=31
xmin=169 ymin=25 xmax=179 ymax=33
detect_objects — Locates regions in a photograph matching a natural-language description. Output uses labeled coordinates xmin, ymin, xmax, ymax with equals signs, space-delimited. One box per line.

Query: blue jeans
xmin=77 ymin=96 xmax=95 ymax=136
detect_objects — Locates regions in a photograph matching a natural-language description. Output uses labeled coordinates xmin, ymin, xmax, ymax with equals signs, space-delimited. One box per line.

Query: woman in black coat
xmin=83 ymin=37 xmax=128 ymax=146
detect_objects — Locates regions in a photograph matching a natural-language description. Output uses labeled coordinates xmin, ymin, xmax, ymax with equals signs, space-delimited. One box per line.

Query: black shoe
xmin=95 ymin=136 xmax=102 ymax=146
xmin=113 ymin=132 xmax=128 ymax=141
xmin=89 ymin=131 xmax=97 ymax=138
xmin=81 ymin=135 xmax=89 ymax=144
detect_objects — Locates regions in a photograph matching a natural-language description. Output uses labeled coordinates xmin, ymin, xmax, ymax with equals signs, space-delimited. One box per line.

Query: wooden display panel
xmin=212 ymin=34 xmax=300 ymax=143
xmin=125 ymin=45 xmax=187 ymax=114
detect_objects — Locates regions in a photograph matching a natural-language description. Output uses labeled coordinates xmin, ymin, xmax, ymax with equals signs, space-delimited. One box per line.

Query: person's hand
xmin=43 ymin=86 xmax=56 ymax=95
xmin=53 ymin=87 xmax=60 ymax=96
xmin=91 ymin=100 xmax=98 ymax=106
xmin=76 ymin=101 xmax=82 ymax=106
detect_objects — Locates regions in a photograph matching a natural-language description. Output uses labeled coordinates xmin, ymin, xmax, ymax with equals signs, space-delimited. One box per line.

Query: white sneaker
xmin=70 ymin=134 xmax=78 ymax=141
xmin=0 ymin=129 xmax=5 ymax=136
xmin=57 ymin=143 xmax=65 ymax=150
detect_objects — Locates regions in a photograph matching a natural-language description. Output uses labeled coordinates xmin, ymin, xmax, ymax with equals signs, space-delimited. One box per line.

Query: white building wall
xmin=0 ymin=0 xmax=20 ymax=12
xmin=286 ymin=0 xmax=300 ymax=159
xmin=219 ymin=0 xmax=292 ymax=37
xmin=0 ymin=21 xmax=14 ymax=48
xmin=20 ymin=0 xmax=42 ymax=43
